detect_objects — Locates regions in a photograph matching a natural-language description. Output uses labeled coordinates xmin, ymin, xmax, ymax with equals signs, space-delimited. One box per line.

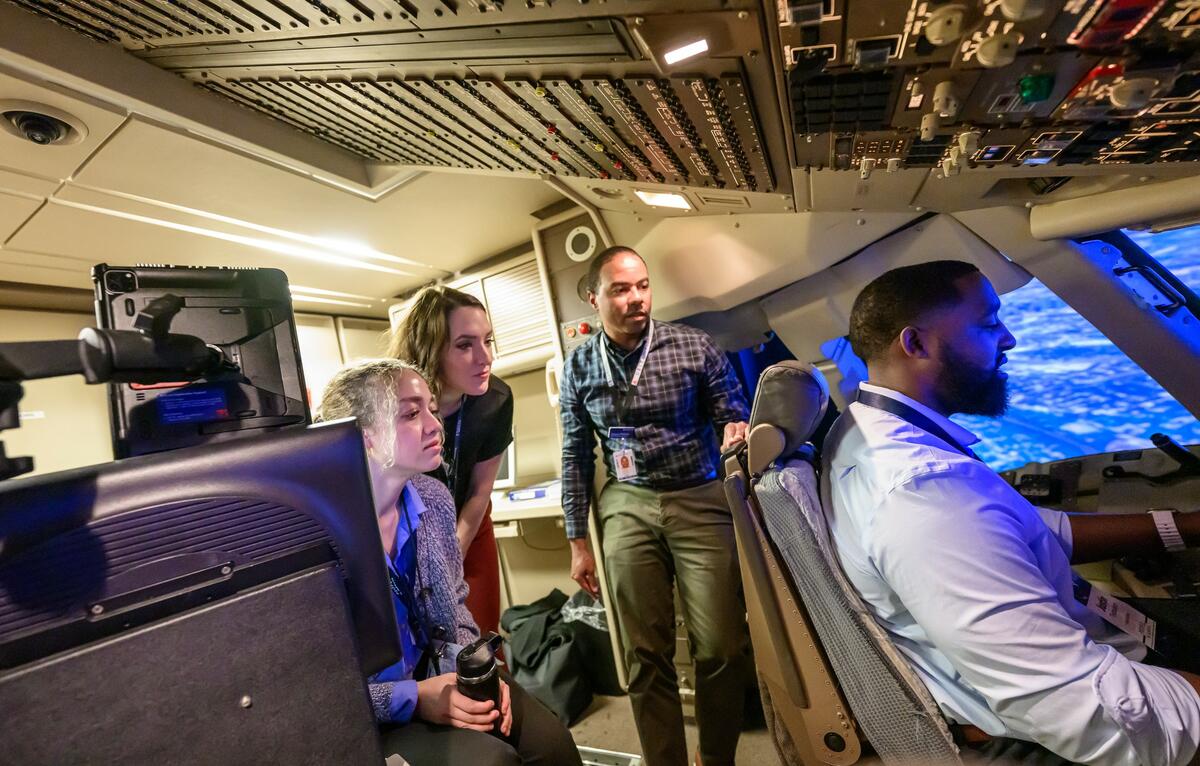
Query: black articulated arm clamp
xmin=0 ymin=294 xmax=233 ymax=480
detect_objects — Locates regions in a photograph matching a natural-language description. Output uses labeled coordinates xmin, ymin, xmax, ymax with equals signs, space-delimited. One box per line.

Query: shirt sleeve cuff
xmin=370 ymin=680 xmax=419 ymax=724
xmin=1094 ymin=646 xmax=1200 ymax=766
xmin=565 ymin=517 xmax=589 ymax=539
xmin=1034 ymin=506 xmax=1073 ymax=559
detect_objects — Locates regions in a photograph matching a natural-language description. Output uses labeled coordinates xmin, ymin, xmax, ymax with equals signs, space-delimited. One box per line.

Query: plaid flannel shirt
xmin=559 ymin=320 xmax=750 ymax=539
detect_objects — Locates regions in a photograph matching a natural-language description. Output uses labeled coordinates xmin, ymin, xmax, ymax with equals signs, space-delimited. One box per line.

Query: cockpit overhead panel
xmin=784 ymin=1 xmax=1200 ymax=173
xmin=6 ymin=0 xmax=1200 ymax=203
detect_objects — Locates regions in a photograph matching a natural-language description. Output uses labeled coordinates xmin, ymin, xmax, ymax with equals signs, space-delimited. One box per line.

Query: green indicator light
xmin=1018 ymin=74 xmax=1054 ymax=104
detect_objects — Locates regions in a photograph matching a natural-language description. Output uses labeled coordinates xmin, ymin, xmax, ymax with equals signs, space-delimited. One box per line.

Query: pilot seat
xmin=723 ymin=361 xmax=962 ymax=765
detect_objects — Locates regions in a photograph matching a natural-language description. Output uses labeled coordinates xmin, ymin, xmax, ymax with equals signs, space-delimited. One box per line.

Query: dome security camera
xmin=0 ymin=101 xmax=88 ymax=146
xmin=8 ymin=111 xmax=70 ymax=145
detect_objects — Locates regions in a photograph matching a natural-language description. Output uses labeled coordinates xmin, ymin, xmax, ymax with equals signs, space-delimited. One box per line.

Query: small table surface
xmin=491 ymin=486 xmax=564 ymax=524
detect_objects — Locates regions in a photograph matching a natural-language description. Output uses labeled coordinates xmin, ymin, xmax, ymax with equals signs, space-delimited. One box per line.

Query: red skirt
xmin=463 ymin=503 xmax=501 ymax=638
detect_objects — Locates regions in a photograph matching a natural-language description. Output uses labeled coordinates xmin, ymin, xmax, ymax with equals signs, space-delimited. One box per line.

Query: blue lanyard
xmin=855 ymin=388 xmax=981 ymax=462
xmin=387 ymin=495 xmax=428 ymax=646
xmin=443 ymin=395 xmax=466 ymax=495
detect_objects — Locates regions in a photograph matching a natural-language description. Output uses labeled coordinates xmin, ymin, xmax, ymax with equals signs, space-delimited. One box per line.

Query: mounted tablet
xmin=93 ymin=264 xmax=310 ymax=458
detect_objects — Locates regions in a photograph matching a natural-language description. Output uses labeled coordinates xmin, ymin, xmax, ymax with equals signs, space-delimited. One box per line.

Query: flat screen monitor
xmin=0 ymin=419 xmax=399 ymax=675
xmin=493 ymin=441 xmax=517 ymax=490
xmin=93 ymin=264 xmax=310 ymax=459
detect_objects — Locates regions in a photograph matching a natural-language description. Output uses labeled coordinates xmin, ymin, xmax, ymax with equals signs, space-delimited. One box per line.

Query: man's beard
xmin=936 ymin=344 xmax=1009 ymax=417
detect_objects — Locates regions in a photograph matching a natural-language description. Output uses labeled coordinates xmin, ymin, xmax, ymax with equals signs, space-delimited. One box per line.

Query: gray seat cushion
xmin=756 ymin=459 xmax=962 ymax=765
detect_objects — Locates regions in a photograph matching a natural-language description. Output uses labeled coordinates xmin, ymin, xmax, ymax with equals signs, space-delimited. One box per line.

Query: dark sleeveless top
xmin=427 ymin=375 xmax=514 ymax=514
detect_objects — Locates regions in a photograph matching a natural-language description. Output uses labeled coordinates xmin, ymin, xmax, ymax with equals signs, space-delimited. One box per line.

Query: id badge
xmin=608 ymin=427 xmax=638 ymax=481
xmin=613 ymin=448 xmax=638 ymax=481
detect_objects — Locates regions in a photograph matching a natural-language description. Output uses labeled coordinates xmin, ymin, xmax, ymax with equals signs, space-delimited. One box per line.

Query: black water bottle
xmin=456 ymin=632 xmax=504 ymax=734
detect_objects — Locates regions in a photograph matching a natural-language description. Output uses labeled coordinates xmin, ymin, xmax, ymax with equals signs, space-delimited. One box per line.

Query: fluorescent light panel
xmin=634 ymin=190 xmax=692 ymax=210
xmin=49 ymin=198 xmax=410 ymax=276
xmin=291 ymin=294 xmax=374 ymax=309
xmin=663 ymin=39 xmax=709 ymax=65
xmin=68 ymin=183 xmax=436 ymax=273
xmin=291 ymin=285 xmax=380 ymax=301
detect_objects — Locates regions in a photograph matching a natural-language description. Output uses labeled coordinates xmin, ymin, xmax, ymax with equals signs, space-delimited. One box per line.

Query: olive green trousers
xmin=598 ymin=479 xmax=750 ymax=766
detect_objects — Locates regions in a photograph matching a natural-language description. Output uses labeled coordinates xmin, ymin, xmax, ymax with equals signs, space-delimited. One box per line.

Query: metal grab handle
xmin=544 ymin=357 xmax=561 ymax=409
xmin=1113 ymin=264 xmax=1188 ymax=314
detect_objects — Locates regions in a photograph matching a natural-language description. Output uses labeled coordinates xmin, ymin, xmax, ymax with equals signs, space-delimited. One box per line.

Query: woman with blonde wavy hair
xmin=317 ymin=358 xmax=578 ymax=765
xmin=389 ymin=286 xmax=513 ymax=641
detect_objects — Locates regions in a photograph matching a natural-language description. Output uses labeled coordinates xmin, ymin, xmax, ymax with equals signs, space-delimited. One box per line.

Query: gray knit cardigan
xmin=367 ymin=473 xmax=480 ymax=719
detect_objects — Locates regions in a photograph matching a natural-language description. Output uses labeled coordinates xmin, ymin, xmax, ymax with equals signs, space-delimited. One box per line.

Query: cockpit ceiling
xmin=8 ymin=0 xmax=1200 ymax=206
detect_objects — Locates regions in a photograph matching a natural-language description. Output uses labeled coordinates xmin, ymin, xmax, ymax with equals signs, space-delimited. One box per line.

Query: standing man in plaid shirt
xmin=559 ymin=245 xmax=752 ymax=766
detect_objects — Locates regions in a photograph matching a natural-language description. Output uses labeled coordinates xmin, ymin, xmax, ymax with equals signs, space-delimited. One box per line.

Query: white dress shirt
xmin=824 ymin=382 xmax=1200 ymax=765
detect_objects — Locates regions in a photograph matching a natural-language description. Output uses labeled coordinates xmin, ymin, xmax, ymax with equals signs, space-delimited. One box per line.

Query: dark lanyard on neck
xmin=443 ymin=395 xmax=466 ymax=495
xmin=855 ymin=388 xmax=981 ymax=462
xmin=386 ymin=491 xmax=445 ymax=676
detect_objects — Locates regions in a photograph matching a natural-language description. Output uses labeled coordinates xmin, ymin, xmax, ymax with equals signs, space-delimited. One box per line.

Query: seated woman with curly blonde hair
xmin=318 ymin=358 xmax=579 ymax=766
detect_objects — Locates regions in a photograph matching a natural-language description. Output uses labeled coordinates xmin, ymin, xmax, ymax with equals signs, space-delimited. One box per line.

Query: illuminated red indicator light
xmin=129 ymin=381 xmax=188 ymax=390
xmin=578 ymin=322 xmax=591 ymax=334
xmin=1067 ymin=0 xmax=1166 ymax=48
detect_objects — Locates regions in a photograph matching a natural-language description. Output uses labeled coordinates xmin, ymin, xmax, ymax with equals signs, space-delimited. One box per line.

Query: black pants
xmin=963 ymin=738 xmax=1079 ymax=765
xmin=379 ymin=674 xmax=582 ymax=766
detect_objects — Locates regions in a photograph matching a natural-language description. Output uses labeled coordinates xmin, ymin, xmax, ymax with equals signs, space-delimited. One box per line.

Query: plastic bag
xmin=560 ymin=590 xmax=622 ymax=697
xmin=561 ymin=590 xmax=608 ymax=632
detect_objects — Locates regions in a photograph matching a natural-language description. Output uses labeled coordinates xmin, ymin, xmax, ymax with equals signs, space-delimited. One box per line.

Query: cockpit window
xmin=952 ymin=227 xmax=1200 ymax=470
xmin=1126 ymin=225 xmax=1200 ymax=296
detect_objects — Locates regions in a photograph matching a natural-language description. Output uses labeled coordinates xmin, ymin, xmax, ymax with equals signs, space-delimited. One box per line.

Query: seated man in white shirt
xmin=825 ymin=260 xmax=1200 ymax=765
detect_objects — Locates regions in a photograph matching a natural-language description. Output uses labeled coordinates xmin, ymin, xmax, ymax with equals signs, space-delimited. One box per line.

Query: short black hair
xmin=585 ymin=246 xmax=643 ymax=295
xmin=847 ymin=260 xmax=982 ymax=363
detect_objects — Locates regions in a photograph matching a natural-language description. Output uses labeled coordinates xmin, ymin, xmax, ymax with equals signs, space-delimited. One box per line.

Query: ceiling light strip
xmin=291 ymin=294 xmax=374 ymax=308
xmin=66 ymin=181 xmax=440 ymax=272
xmin=663 ymin=39 xmax=709 ymax=65
xmin=48 ymin=198 xmax=410 ymax=276
xmin=290 ymin=285 xmax=380 ymax=301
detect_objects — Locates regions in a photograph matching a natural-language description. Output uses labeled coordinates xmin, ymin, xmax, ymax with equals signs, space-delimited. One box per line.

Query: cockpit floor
xmin=568 ymin=694 xmax=779 ymax=764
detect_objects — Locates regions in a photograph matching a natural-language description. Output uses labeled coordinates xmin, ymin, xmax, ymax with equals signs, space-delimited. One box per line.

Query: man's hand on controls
xmin=415 ymin=673 xmax=512 ymax=735
xmin=721 ymin=421 xmax=749 ymax=452
xmin=569 ymin=538 xmax=601 ymax=599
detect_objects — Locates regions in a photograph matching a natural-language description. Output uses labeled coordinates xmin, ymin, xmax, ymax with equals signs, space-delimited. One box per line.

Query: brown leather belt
xmin=951 ymin=724 xmax=993 ymax=747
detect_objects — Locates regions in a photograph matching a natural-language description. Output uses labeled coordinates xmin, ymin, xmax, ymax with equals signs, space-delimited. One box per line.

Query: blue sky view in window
xmin=954 ymin=227 xmax=1200 ymax=471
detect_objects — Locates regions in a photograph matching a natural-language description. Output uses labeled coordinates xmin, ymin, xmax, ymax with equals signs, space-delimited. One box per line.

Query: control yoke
xmin=1102 ymin=433 xmax=1200 ymax=485
xmin=0 ymin=294 xmax=235 ymax=480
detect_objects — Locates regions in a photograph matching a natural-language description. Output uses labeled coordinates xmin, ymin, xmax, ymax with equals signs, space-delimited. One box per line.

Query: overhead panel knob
xmin=976 ymin=32 xmax=1021 ymax=68
xmin=958 ymin=130 xmax=982 ymax=156
xmin=1109 ymin=78 xmax=1157 ymax=110
xmin=942 ymin=147 xmax=964 ymax=177
xmin=859 ymin=157 xmax=877 ymax=180
xmin=1000 ymin=0 xmax=1045 ymax=21
xmin=925 ymin=4 xmax=967 ymax=46
xmin=920 ymin=112 xmax=940 ymax=141
xmin=932 ymin=81 xmax=960 ymax=118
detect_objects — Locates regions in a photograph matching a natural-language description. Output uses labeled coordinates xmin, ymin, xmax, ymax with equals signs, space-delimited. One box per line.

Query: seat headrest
xmin=746 ymin=362 xmax=830 ymax=475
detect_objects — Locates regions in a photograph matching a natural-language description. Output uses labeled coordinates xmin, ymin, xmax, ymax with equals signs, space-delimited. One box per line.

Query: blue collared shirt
xmin=370 ymin=483 xmax=428 ymax=723
xmin=825 ymin=382 xmax=1200 ymax=765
